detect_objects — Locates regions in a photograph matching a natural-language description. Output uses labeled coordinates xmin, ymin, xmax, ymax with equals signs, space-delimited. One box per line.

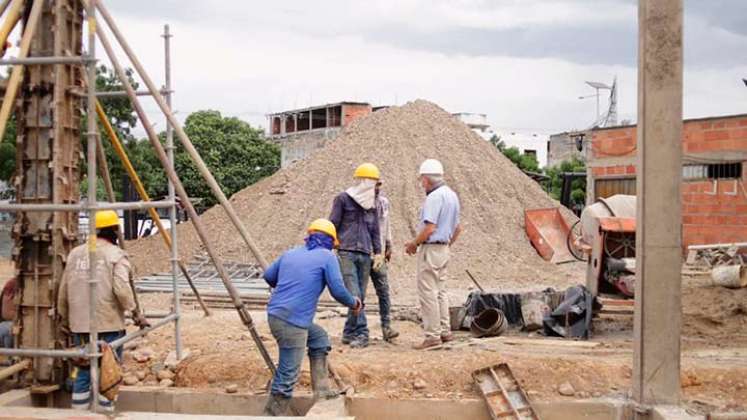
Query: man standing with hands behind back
xmin=405 ymin=159 xmax=462 ymax=350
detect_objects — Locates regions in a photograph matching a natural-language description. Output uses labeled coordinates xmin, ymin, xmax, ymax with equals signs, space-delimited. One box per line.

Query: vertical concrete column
xmin=634 ymin=0 xmax=683 ymax=409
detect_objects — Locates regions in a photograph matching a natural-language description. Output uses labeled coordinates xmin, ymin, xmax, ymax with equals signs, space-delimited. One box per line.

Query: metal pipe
xmin=163 ymin=23 xmax=182 ymax=359
xmin=96 ymin=89 xmax=170 ymax=98
xmin=0 ymin=347 xmax=88 ymax=358
xmin=95 ymin=100 xmax=211 ymax=317
xmin=0 ymin=359 xmax=31 ymax=381
xmin=0 ymin=0 xmax=44 ymax=142
xmin=0 ymin=56 xmax=92 ymax=65
xmin=0 ymin=200 xmax=176 ymax=212
xmin=95 ymin=1 xmax=270 ymax=271
xmin=95 ymin=133 xmax=125 ymax=246
xmin=0 ymin=0 xmax=12 ymax=17
xmin=85 ymin=0 xmax=100 ymax=411
xmin=0 ymin=0 xmax=22 ymax=56
xmin=92 ymin=6 xmax=275 ymax=375
xmin=107 ymin=313 xmax=178 ymax=350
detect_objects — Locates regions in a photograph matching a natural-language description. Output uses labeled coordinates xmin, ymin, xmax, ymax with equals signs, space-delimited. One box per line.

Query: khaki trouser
xmin=417 ymin=244 xmax=450 ymax=339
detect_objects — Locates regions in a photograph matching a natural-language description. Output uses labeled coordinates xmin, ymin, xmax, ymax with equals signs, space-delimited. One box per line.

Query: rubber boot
xmin=310 ymin=356 xmax=338 ymax=400
xmin=262 ymin=393 xmax=292 ymax=416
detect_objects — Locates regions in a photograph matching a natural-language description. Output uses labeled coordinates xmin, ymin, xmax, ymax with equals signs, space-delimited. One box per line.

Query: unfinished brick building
xmin=267 ymin=102 xmax=372 ymax=168
xmin=588 ymin=113 xmax=747 ymax=250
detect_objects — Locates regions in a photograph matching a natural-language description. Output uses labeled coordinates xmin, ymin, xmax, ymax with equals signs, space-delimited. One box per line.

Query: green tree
xmin=545 ymin=156 xmax=586 ymax=206
xmin=489 ymin=134 xmax=505 ymax=151
xmin=0 ymin=115 xmax=16 ymax=183
xmin=175 ymin=110 xmax=280 ymax=211
xmin=499 ymin=146 xmax=540 ymax=173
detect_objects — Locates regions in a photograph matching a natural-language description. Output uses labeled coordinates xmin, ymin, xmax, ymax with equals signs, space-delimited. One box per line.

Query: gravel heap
xmin=128 ymin=100 xmax=581 ymax=302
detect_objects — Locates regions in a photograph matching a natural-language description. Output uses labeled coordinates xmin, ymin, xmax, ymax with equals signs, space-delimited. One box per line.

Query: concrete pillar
xmin=633 ymin=0 xmax=683 ymax=410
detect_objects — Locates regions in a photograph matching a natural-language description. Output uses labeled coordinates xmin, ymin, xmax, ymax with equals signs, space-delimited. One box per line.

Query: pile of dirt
xmin=128 ymin=100 xmax=582 ymax=302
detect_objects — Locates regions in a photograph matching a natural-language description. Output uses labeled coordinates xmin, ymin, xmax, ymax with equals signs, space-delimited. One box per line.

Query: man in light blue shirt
xmin=405 ymin=159 xmax=462 ymax=350
xmin=262 ymin=219 xmax=361 ymax=416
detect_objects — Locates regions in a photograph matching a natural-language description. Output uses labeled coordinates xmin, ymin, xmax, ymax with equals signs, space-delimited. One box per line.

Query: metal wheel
xmin=604 ymin=231 xmax=636 ymax=259
xmin=566 ymin=220 xmax=586 ymax=261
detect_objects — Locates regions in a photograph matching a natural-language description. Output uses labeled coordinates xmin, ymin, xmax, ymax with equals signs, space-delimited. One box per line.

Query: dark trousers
xmin=339 ymin=250 xmax=370 ymax=342
xmin=370 ymin=261 xmax=391 ymax=329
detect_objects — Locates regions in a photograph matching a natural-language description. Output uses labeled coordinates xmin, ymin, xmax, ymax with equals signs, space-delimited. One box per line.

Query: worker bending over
xmin=58 ymin=210 xmax=147 ymax=411
xmin=262 ymin=219 xmax=362 ymax=416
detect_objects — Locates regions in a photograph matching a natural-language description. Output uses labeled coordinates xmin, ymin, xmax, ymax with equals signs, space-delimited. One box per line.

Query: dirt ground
xmin=120 ymin=274 xmax=747 ymax=417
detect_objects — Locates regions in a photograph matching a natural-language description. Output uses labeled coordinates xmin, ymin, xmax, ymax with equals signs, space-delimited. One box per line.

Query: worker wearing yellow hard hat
xmin=58 ymin=209 xmax=149 ymax=411
xmin=328 ymin=163 xmax=384 ymax=349
xmin=262 ymin=218 xmax=362 ymax=415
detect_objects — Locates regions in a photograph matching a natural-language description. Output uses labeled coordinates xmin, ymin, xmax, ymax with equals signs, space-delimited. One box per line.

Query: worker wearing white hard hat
xmin=405 ymin=159 xmax=462 ymax=350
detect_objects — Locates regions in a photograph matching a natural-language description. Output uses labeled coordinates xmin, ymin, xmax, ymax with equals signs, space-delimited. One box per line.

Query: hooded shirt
xmin=329 ymin=181 xmax=381 ymax=255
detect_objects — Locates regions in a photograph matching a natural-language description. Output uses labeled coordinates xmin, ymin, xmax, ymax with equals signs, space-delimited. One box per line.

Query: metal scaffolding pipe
xmin=0 ymin=200 xmax=176 ymax=212
xmin=0 ymin=347 xmax=88 ymax=358
xmin=0 ymin=0 xmax=12 ymax=17
xmin=96 ymin=89 xmax=169 ymax=98
xmin=0 ymin=359 xmax=31 ymax=381
xmin=92 ymin=6 xmax=275 ymax=374
xmin=0 ymin=56 xmax=91 ymax=65
xmin=84 ymin=0 xmax=100 ymax=411
xmin=164 ymin=23 xmax=182 ymax=359
xmin=107 ymin=313 xmax=178 ymax=350
xmin=0 ymin=0 xmax=44 ymax=141
xmin=95 ymin=100 xmax=211 ymax=317
xmin=95 ymin=1 xmax=270 ymax=271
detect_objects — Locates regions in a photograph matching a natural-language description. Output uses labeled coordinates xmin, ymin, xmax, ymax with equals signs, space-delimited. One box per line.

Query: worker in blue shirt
xmin=262 ymin=218 xmax=362 ymax=416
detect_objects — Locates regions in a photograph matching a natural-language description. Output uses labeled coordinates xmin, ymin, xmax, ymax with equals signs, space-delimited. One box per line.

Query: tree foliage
xmin=545 ymin=156 xmax=587 ymax=206
xmin=175 ymin=110 xmax=280 ymax=210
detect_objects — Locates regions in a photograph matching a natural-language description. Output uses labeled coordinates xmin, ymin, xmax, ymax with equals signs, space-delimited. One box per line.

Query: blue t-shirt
xmin=264 ymin=246 xmax=357 ymax=329
xmin=418 ymin=185 xmax=461 ymax=243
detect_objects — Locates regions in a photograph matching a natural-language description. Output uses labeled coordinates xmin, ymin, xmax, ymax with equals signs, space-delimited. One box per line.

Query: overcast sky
xmin=97 ymin=0 xmax=746 ymax=140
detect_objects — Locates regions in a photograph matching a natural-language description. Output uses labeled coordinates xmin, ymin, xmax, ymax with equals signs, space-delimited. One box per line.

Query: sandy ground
xmin=120 ymin=274 xmax=747 ymax=417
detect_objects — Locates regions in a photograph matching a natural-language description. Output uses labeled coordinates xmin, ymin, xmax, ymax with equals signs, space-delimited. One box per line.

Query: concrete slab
xmin=0 ymin=406 xmax=105 ymax=419
xmin=652 ymin=405 xmax=703 ymax=420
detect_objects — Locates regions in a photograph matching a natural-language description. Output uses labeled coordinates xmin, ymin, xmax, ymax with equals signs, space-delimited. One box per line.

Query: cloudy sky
xmin=96 ymin=0 xmax=746 ymax=141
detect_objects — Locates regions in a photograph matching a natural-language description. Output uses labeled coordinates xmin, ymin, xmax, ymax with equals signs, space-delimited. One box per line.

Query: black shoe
xmin=262 ymin=393 xmax=292 ymax=416
xmin=383 ymin=327 xmax=400 ymax=342
xmin=341 ymin=336 xmax=353 ymax=345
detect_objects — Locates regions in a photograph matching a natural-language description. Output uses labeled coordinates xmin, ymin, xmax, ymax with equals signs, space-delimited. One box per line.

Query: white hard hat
xmin=419 ymin=159 xmax=444 ymax=175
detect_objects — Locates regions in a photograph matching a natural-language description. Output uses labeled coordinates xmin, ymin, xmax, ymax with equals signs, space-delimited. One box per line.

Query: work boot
xmin=262 ymin=393 xmax=292 ymax=416
xmin=412 ymin=337 xmax=441 ymax=350
xmin=350 ymin=337 xmax=369 ymax=349
xmin=440 ymin=332 xmax=454 ymax=343
xmin=382 ymin=326 xmax=400 ymax=342
xmin=310 ymin=356 xmax=338 ymax=400
xmin=341 ymin=336 xmax=353 ymax=345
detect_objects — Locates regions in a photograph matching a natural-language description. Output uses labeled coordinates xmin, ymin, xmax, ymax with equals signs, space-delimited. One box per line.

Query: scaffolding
xmin=0 ymin=0 xmax=275 ymax=413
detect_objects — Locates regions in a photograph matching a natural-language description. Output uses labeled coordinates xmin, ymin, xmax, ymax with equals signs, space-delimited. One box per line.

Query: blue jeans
xmin=339 ymin=250 xmax=370 ymax=341
xmin=71 ymin=330 xmax=125 ymax=410
xmin=268 ymin=315 xmax=330 ymax=398
xmin=370 ymin=262 xmax=391 ymax=329
xmin=0 ymin=321 xmax=12 ymax=348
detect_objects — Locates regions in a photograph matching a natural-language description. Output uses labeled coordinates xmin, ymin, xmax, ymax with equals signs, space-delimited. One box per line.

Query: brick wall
xmin=343 ymin=104 xmax=372 ymax=126
xmin=590 ymin=114 xmax=747 ymax=250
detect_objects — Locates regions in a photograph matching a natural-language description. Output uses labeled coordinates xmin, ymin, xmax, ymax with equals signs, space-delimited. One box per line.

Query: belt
xmin=423 ymin=241 xmax=448 ymax=245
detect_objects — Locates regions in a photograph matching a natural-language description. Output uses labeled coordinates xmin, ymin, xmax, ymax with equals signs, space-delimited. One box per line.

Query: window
xmin=524 ymin=149 xmax=537 ymax=158
xmin=683 ymin=162 xmax=743 ymax=180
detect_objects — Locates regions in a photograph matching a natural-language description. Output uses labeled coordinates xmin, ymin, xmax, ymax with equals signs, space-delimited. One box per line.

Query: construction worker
xmin=57 ymin=210 xmax=146 ymax=411
xmin=370 ymin=180 xmax=399 ymax=342
xmin=405 ymin=159 xmax=462 ymax=350
xmin=0 ymin=277 xmax=17 ymax=348
xmin=329 ymin=163 xmax=383 ymax=348
xmin=262 ymin=219 xmax=362 ymax=416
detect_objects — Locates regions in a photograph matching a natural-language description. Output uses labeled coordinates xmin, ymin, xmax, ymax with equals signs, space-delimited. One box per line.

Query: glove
xmin=372 ymin=254 xmax=385 ymax=272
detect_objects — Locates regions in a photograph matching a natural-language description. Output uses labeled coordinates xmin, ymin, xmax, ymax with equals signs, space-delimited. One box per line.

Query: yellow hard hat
xmin=353 ymin=163 xmax=380 ymax=180
xmin=95 ymin=210 xmax=119 ymax=230
xmin=307 ymin=218 xmax=339 ymax=247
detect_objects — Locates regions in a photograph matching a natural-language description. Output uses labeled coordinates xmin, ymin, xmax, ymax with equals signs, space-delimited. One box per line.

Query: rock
xmin=558 ymin=382 xmax=575 ymax=396
xmin=225 ymin=384 xmax=238 ymax=394
xmin=592 ymin=391 xmax=602 ymax=398
xmin=144 ymin=380 xmax=158 ymax=386
xmin=160 ymin=379 xmax=174 ymax=387
xmin=413 ymin=379 xmax=427 ymax=390
xmin=577 ymin=391 xmax=590 ymax=398
xmin=150 ymin=362 xmax=165 ymax=375
xmin=123 ymin=375 xmax=139 ymax=386
xmin=164 ymin=349 xmax=190 ymax=370
xmin=135 ymin=370 xmax=147 ymax=381
xmin=157 ymin=369 xmax=175 ymax=381
xmin=133 ymin=346 xmax=155 ymax=363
